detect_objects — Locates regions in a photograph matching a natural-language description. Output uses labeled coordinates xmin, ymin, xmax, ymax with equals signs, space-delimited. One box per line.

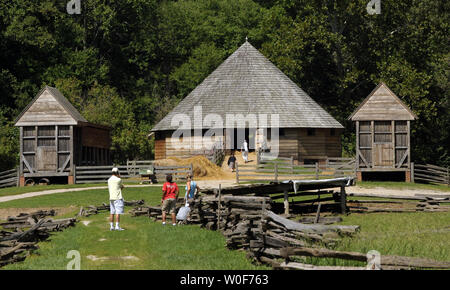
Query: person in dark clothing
xmin=227 ymin=151 xmax=237 ymax=172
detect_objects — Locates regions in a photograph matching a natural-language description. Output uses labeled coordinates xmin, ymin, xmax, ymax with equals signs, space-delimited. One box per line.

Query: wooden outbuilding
xmin=14 ymin=86 xmax=112 ymax=186
xmin=151 ymin=41 xmax=344 ymax=164
xmin=348 ymin=82 xmax=417 ymax=181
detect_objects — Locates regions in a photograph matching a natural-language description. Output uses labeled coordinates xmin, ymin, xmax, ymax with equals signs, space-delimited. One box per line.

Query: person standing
xmin=185 ymin=174 xmax=200 ymax=206
xmin=108 ymin=167 xmax=125 ymax=231
xmin=161 ymin=174 xmax=179 ymax=226
xmin=241 ymin=139 xmax=249 ymax=163
xmin=227 ymin=151 xmax=237 ymax=172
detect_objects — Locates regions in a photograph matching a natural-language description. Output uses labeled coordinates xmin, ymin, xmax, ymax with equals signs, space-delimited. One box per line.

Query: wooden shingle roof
xmin=348 ymin=82 xmax=417 ymax=121
xmin=14 ymin=85 xmax=88 ymax=126
xmin=152 ymin=41 xmax=343 ymax=131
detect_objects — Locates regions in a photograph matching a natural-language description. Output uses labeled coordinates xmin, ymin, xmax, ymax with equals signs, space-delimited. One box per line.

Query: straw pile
xmin=153 ymin=156 xmax=234 ymax=179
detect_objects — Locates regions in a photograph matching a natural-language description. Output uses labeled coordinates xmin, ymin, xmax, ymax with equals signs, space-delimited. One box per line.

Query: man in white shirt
xmin=108 ymin=167 xmax=125 ymax=231
xmin=241 ymin=139 xmax=249 ymax=163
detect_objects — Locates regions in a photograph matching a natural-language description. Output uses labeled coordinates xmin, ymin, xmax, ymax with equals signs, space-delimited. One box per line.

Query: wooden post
xmin=290 ymin=156 xmax=294 ymax=174
xmin=411 ymin=162 xmax=415 ymax=183
xmin=217 ymin=183 xmax=221 ymax=230
xmin=16 ymin=167 xmax=20 ymax=187
xmin=315 ymin=162 xmax=319 ymax=180
xmin=284 ymin=190 xmax=289 ymax=215
xmin=340 ymin=186 xmax=347 ymax=214
xmin=314 ymin=203 xmax=322 ymax=224
xmin=356 ymin=121 xmax=360 ymax=170
xmin=235 ymin=162 xmax=239 ymax=184
xmin=19 ymin=127 xmax=23 ymax=177
xmin=274 ymin=163 xmax=278 ymax=182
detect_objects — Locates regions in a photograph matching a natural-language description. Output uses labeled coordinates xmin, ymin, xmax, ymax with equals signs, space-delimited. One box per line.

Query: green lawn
xmin=1 ymin=184 xmax=449 ymax=269
xmin=0 ymin=183 xmax=106 ymax=198
xmin=299 ymin=211 xmax=450 ymax=267
xmin=0 ymin=186 xmax=268 ymax=270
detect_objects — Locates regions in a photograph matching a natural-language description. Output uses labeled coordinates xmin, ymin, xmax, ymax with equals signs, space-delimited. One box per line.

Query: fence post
xmin=16 ymin=167 xmax=20 ymax=187
xmin=274 ymin=163 xmax=278 ymax=182
xmin=315 ymin=162 xmax=319 ymax=180
xmin=284 ymin=189 xmax=289 ymax=215
xmin=447 ymin=167 xmax=449 ymax=187
xmin=340 ymin=186 xmax=347 ymax=214
xmin=73 ymin=166 xmax=77 ymax=184
xmin=411 ymin=162 xmax=415 ymax=183
xmin=290 ymin=156 xmax=294 ymax=174
xmin=235 ymin=162 xmax=239 ymax=184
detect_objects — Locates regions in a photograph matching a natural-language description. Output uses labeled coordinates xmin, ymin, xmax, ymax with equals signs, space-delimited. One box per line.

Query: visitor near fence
xmin=227 ymin=151 xmax=237 ymax=172
xmin=185 ymin=174 xmax=200 ymax=206
xmin=161 ymin=174 xmax=179 ymax=226
xmin=108 ymin=167 xmax=125 ymax=231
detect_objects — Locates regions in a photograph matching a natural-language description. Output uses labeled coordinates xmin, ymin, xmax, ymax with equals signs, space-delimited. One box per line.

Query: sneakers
xmin=110 ymin=227 xmax=115 ymax=231
xmin=115 ymin=227 xmax=125 ymax=231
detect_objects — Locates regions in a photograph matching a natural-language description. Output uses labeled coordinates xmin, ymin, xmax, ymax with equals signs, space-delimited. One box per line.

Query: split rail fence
xmin=412 ymin=163 xmax=449 ymax=186
xmin=74 ymin=162 xmax=193 ymax=184
xmin=236 ymin=157 xmax=356 ymax=184
xmin=0 ymin=168 xmax=19 ymax=188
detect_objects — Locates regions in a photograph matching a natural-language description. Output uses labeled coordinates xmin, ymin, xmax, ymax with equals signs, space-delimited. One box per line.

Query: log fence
xmin=74 ymin=163 xmax=193 ymax=184
xmin=236 ymin=157 xmax=356 ymax=184
xmin=0 ymin=168 xmax=19 ymax=188
xmin=412 ymin=163 xmax=449 ymax=186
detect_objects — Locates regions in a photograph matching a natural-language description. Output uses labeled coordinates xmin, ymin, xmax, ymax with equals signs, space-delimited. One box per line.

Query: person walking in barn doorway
xmin=241 ymin=139 xmax=249 ymax=163
xmin=108 ymin=167 xmax=125 ymax=231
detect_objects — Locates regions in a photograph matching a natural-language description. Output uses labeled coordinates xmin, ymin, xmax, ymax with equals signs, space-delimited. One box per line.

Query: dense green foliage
xmin=0 ymin=0 xmax=448 ymax=170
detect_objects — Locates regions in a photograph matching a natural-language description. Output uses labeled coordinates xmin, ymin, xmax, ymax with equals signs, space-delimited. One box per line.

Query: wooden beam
xmin=356 ymin=148 xmax=369 ymax=167
xmin=283 ymin=190 xmax=289 ymax=215
xmin=356 ymin=121 xmax=360 ymax=169
xmin=371 ymin=120 xmax=374 ymax=169
xmin=19 ymin=127 xmax=24 ymax=176
xmin=397 ymin=150 xmax=408 ymax=168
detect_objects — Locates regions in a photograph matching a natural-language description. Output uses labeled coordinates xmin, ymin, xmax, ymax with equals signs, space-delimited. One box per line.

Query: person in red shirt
xmin=161 ymin=174 xmax=179 ymax=226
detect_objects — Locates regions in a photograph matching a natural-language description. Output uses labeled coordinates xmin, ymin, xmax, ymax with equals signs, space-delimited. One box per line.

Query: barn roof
xmin=348 ymin=82 xmax=417 ymax=121
xmin=152 ymin=41 xmax=343 ymax=131
xmin=14 ymin=85 xmax=88 ymax=126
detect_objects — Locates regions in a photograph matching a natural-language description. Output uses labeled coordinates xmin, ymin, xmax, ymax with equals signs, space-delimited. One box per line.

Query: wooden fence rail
xmin=413 ymin=163 xmax=449 ymax=186
xmin=0 ymin=168 xmax=19 ymax=188
xmin=236 ymin=158 xmax=356 ymax=184
xmin=74 ymin=163 xmax=193 ymax=184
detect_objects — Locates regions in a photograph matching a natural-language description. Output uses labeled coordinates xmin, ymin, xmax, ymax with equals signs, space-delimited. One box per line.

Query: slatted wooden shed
xmin=151 ymin=41 xmax=344 ymax=164
xmin=348 ymin=82 xmax=417 ymax=181
xmin=14 ymin=86 xmax=112 ymax=186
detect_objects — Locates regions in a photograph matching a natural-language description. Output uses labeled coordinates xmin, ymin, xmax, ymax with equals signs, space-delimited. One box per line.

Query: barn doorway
xmin=226 ymin=128 xmax=256 ymax=151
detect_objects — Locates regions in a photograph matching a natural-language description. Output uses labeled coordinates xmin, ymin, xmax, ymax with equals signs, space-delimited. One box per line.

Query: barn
xmin=14 ymin=86 xmax=112 ymax=186
xmin=151 ymin=41 xmax=344 ymax=164
xmin=348 ymin=82 xmax=417 ymax=181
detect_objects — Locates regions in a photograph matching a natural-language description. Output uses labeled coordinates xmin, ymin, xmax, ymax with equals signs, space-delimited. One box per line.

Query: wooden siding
xmin=298 ymin=128 xmax=341 ymax=161
xmin=356 ymin=120 xmax=410 ymax=170
xmin=155 ymin=138 xmax=166 ymax=160
xmin=81 ymin=126 xmax=110 ymax=149
xmin=15 ymin=90 xmax=78 ymax=126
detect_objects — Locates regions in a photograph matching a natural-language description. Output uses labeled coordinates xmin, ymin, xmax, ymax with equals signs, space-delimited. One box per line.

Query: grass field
xmin=0 ymin=184 xmax=449 ymax=269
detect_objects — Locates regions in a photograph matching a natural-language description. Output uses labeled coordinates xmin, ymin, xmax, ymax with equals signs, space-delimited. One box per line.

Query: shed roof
xmin=14 ymin=85 xmax=88 ymax=126
xmin=152 ymin=41 xmax=343 ymax=131
xmin=348 ymin=82 xmax=417 ymax=121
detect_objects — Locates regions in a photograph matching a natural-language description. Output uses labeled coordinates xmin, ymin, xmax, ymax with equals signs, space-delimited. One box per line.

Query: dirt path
xmin=0 ymin=184 xmax=155 ymax=204
xmin=0 ymin=179 xmax=447 ymax=206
